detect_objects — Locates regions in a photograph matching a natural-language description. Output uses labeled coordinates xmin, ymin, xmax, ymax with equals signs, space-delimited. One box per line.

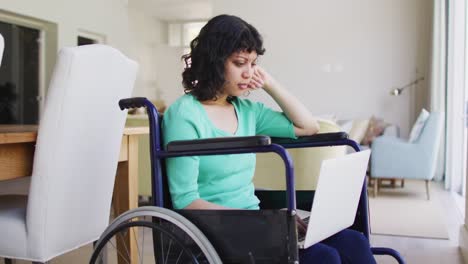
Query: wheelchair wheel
xmin=90 ymin=206 xmax=222 ymax=264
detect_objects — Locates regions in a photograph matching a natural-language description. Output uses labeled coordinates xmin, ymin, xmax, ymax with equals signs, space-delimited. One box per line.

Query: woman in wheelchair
xmin=162 ymin=14 xmax=377 ymax=264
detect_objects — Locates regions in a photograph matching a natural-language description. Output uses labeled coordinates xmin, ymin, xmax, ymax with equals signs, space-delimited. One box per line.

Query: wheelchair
xmin=90 ymin=97 xmax=405 ymax=264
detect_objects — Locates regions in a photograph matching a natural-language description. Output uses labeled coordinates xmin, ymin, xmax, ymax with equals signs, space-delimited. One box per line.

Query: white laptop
xmin=297 ymin=149 xmax=371 ymax=249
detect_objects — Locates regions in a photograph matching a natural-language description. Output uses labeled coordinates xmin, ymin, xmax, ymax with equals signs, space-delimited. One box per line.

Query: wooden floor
xmin=2 ymin=180 xmax=466 ymax=263
xmin=370 ymin=180 xmax=465 ymax=264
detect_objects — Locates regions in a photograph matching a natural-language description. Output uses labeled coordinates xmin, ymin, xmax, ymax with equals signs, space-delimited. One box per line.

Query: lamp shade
xmin=389 ymin=77 xmax=424 ymax=96
xmin=390 ymin=88 xmax=403 ymax=96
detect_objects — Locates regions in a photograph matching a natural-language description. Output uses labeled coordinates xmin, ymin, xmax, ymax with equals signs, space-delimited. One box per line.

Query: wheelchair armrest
xmin=271 ymin=132 xmax=348 ymax=147
xmin=164 ymin=136 xmax=297 ymax=211
xmin=166 ymin=135 xmax=271 ymax=152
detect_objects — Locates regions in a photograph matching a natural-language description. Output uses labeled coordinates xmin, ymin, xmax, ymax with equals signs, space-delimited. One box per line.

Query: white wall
xmin=213 ymin=0 xmax=433 ymax=136
xmin=128 ymin=5 xmax=162 ymax=97
xmin=1 ymin=1 xmax=433 ymax=134
xmin=2 ymin=0 xmax=185 ymax=101
xmin=128 ymin=3 xmax=186 ymax=100
xmin=152 ymin=44 xmax=186 ymax=103
xmin=1 ymin=0 xmax=132 ymax=112
xmin=1 ymin=0 xmax=130 ymax=51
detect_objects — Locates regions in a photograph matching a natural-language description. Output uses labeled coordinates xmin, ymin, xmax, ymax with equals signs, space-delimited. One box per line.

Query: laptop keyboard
xmin=298 ymin=216 xmax=310 ymax=242
xmin=298 ymin=232 xmax=306 ymax=242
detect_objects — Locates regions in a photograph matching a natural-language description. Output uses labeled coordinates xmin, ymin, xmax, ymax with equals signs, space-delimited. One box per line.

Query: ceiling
xmin=130 ymin=0 xmax=213 ymax=21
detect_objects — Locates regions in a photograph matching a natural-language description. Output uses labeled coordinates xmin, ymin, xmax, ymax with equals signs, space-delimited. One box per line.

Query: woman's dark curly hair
xmin=182 ymin=15 xmax=265 ymax=101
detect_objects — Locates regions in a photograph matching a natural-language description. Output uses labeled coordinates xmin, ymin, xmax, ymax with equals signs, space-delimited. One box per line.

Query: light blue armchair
xmin=370 ymin=112 xmax=444 ymax=199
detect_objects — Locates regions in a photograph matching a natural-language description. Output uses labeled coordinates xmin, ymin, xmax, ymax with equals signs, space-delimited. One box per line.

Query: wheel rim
xmin=90 ymin=219 xmax=208 ymax=264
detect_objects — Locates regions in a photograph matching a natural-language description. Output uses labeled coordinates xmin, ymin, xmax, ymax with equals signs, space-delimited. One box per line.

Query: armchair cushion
xmin=370 ymin=136 xmax=423 ymax=179
xmin=408 ymin=108 xmax=430 ymax=143
xmin=361 ymin=117 xmax=387 ymax=145
xmin=348 ymin=119 xmax=370 ymax=144
xmin=0 ymin=196 xmax=28 ymax=259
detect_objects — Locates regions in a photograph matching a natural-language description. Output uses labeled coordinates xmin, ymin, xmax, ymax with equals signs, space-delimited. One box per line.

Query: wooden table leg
xmin=113 ymin=135 xmax=139 ymax=264
xmin=373 ymin=178 xmax=378 ymax=197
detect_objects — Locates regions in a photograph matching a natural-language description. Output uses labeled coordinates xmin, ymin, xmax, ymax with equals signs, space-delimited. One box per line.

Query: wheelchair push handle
xmin=119 ymin=97 xmax=153 ymax=110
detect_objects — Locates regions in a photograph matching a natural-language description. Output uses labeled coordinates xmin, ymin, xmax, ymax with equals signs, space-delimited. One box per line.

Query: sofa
xmin=127 ymin=115 xmax=380 ymax=196
xmin=254 ymin=119 xmax=347 ymax=190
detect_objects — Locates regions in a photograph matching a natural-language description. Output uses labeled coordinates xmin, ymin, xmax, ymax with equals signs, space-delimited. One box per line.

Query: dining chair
xmin=0 ymin=44 xmax=138 ymax=263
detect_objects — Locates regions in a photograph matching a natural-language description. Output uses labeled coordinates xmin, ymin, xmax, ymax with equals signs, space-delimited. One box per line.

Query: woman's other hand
xmin=296 ymin=215 xmax=308 ymax=236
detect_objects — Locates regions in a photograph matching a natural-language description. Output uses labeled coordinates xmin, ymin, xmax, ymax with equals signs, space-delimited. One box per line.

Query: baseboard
xmin=459 ymin=225 xmax=468 ymax=262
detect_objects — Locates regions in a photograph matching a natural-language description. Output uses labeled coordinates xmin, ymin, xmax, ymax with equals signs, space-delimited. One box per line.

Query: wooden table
xmin=0 ymin=125 xmax=148 ymax=263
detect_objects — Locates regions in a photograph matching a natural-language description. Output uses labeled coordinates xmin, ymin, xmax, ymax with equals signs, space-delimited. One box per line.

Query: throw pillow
xmin=317 ymin=119 xmax=340 ymax=133
xmin=316 ymin=114 xmax=337 ymax=123
xmin=408 ymin=109 xmax=430 ymax=143
xmin=348 ymin=119 xmax=370 ymax=143
xmin=361 ymin=116 xmax=387 ymax=146
xmin=338 ymin=120 xmax=354 ymax=134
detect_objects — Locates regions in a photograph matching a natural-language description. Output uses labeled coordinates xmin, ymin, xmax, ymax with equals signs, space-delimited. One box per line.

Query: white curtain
xmin=430 ymin=0 xmax=447 ymax=183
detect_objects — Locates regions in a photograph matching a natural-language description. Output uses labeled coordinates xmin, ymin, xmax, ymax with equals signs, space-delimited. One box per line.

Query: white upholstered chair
xmin=0 ymin=45 xmax=138 ymax=263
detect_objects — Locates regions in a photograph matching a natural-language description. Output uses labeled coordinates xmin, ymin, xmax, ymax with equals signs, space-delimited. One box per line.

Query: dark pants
xmin=299 ymin=229 xmax=376 ymax=264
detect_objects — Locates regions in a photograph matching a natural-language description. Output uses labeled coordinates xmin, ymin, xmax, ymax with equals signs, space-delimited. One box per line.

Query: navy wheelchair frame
xmin=91 ymin=97 xmax=405 ymax=263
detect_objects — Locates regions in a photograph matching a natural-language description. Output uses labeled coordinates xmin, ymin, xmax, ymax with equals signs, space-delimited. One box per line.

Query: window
xmin=0 ymin=21 xmax=40 ymax=124
xmin=0 ymin=10 xmax=58 ymax=123
xmin=168 ymin=21 xmax=206 ymax=51
xmin=77 ymin=30 xmax=105 ymax=46
xmin=77 ymin=36 xmax=97 ymax=46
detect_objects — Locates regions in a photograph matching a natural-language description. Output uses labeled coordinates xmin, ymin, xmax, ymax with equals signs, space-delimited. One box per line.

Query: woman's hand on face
xmin=248 ymin=66 xmax=272 ymax=91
